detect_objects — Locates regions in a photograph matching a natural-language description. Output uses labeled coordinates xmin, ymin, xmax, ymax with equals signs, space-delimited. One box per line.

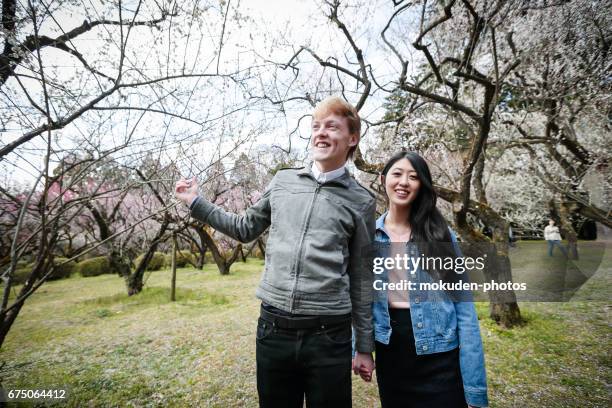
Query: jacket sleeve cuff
xmin=354 ymin=333 xmax=375 ymax=354
xmin=189 ymin=195 xmax=200 ymax=210
xmin=189 ymin=196 xmax=215 ymax=222
xmin=465 ymin=387 xmax=489 ymax=407
xmin=351 ymin=327 xmax=374 ymax=356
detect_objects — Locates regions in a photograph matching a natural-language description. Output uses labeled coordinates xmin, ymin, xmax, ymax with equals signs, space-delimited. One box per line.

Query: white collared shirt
xmin=311 ymin=162 xmax=346 ymax=183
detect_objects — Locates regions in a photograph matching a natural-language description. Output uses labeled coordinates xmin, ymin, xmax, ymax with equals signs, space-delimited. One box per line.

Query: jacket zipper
xmin=289 ymin=183 xmax=321 ymax=312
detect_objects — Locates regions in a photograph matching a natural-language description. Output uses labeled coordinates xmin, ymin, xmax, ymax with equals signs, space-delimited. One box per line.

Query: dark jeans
xmin=256 ymin=307 xmax=352 ymax=408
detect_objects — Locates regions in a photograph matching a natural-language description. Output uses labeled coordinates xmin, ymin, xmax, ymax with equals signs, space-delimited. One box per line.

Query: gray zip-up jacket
xmin=190 ymin=166 xmax=376 ymax=353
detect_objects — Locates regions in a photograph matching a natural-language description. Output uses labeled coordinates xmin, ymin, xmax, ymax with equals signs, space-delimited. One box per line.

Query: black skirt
xmin=375 ymin=308 xmax=466 ymax=408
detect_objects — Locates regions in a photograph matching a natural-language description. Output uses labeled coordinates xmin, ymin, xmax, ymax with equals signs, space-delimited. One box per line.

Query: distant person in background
xmin=544 ymin=219 xmax=567 ymax=257
xmin=508 ymin=225 xmax=516 ymax=248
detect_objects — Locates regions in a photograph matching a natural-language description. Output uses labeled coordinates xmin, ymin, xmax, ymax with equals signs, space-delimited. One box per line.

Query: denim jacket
xmin=371 ymin=212 xmax=489 ymax=407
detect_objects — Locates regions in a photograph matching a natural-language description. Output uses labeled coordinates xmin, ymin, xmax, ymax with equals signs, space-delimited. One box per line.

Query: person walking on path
xmin=544 ymin=219 xmax=567 ymax=257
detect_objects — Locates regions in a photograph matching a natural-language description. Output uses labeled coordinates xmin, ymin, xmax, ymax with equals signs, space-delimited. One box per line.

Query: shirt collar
xmin=311 ymin=162 xmax=346 ymax=183
xmin=297 ymin=163 xmax=351 ymax=188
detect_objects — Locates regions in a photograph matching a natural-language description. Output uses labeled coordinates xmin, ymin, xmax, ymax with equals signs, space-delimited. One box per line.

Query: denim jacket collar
xmin=376 ymin=212 xmax=389 ymax=235
xmin=376 ymin=211 xmax=416 ymax=243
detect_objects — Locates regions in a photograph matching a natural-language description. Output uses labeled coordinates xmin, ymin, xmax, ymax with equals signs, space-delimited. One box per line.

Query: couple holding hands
xmin=174 ymin=97 xmax=488 ymax=408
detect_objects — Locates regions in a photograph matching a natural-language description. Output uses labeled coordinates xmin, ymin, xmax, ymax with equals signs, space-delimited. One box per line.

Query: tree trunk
xmin=196 ymin=246 xmax=206 ymax=269
xmin=486 ymin=227 xmax=523 ymax=327
xmin=242 ymin=240 xmax=259 ymax=259
xmin=192 ymin=225 xmax=210 ymax=269
xmin=456 ymin=221 xmax=524 ymax=327
xmin=87 ymin=203 xmax=133 ymax=286
xmin=489 ymin=302 xmax=523 ymax=327
xmin=109 ymin=248 xmax=131 ymax=280
xmin=0 ymin=249 xmax=52 ymax=348
xmin=128 ymin=217 xmax=169 ymax=295
xmin=442 ymin=219 xmax=526 ymax=327
xmin=551 ymin=200 xmax=579 ymax=260
xmin=222 ymin=244 xmax=243 ymax=275
xmin=576 ymin=202 xmax=612 ymax=229
xmin=442 ymin=188 xmax=524 ymax=328
xmin=198 ymin=226 xmax=242 ymax=275
xmin=473 ymin=151 xmax=488 ymax=204
xmin=559 ymin=201 xmax=579 ymax=259
xmin=0 ymin=265 xmax=42 ymax=347
xmin=171 ymin=233 xmax=177 ymax=302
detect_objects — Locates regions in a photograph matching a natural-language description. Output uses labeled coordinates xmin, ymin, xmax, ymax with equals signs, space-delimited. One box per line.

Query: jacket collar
xmin=377 ymin=211 xmax=416 ymax=243
xmin=376 ymin=211 xmax=389 ymax=235
xmin=297 ymin=163 xmax=351 ymax=188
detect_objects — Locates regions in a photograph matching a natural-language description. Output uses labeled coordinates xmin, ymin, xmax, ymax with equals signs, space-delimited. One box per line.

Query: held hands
xmin=174 ymin=177 xmax=199 ymax=206
xmin=352 ymin=352 xmax=375 ymax=382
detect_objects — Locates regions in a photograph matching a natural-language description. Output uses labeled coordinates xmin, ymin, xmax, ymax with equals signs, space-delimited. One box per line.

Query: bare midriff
xmin=387 ymin=233 xmax=411 ymax=309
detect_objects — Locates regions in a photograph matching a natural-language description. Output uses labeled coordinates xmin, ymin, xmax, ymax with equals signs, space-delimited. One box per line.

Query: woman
xmin=366 ymin=151 xmax=488 ymax=408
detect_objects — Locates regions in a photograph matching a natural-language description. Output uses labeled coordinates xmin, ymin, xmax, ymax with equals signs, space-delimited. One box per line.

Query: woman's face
xmin=383 ymin=158 xmax=421 ymax=208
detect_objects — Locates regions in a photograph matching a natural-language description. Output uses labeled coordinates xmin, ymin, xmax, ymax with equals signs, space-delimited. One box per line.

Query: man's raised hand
xmin=174 ymin=177 xmax=199 ymax=206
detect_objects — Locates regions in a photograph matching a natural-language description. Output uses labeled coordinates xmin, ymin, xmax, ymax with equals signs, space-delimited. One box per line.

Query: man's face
xmin=311 ymin=113 xmax=358 ymax=171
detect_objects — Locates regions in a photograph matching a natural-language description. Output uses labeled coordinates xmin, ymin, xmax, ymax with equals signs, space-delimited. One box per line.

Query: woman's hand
xmin=174 ymin=177 xmax=199 ymax=206
xmin=352 ymin=352 xmax=375 ymax=382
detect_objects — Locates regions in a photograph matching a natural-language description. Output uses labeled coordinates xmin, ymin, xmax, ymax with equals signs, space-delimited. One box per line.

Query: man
xmin=544 ymin=219 xmax=567 ymax=257
xmin=174 ymin=96 xmax=375 ymax=407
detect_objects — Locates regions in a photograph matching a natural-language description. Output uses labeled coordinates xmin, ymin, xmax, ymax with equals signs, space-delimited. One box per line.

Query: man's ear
xmin=348 ymin=133 xmax=359 ymax=147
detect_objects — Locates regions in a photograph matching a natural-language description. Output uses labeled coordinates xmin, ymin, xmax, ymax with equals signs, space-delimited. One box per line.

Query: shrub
xmin=78 ymin=256 xmax=112 ymax=277
xmin=49 ymin=257 xmax=77 ymax=280
xmin=1 ymin=259 xmax=28 ymax=269
xmin=163 ymin=251 xmax=196 ymax=268
xmin=177 ymin=251 xmax=196 ymax=268
xmin=12 ymin=266 xmax=32 ymax=285
xmin=134 ymin=252 xmax=166 ymax=271
xmin=16 ymin=260 xmax=29 ymax=269
xmin=11 ymin=259 xmax=75 ymax=284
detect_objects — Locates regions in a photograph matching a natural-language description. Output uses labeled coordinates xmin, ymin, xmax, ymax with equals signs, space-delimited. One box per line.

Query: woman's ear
xmin=380 ymin=174 xmax=385 ymax=186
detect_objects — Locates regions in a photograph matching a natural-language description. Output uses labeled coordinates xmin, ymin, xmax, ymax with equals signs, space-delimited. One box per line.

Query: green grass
xmin=1 ymin=244 xmax=610 ymax=407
